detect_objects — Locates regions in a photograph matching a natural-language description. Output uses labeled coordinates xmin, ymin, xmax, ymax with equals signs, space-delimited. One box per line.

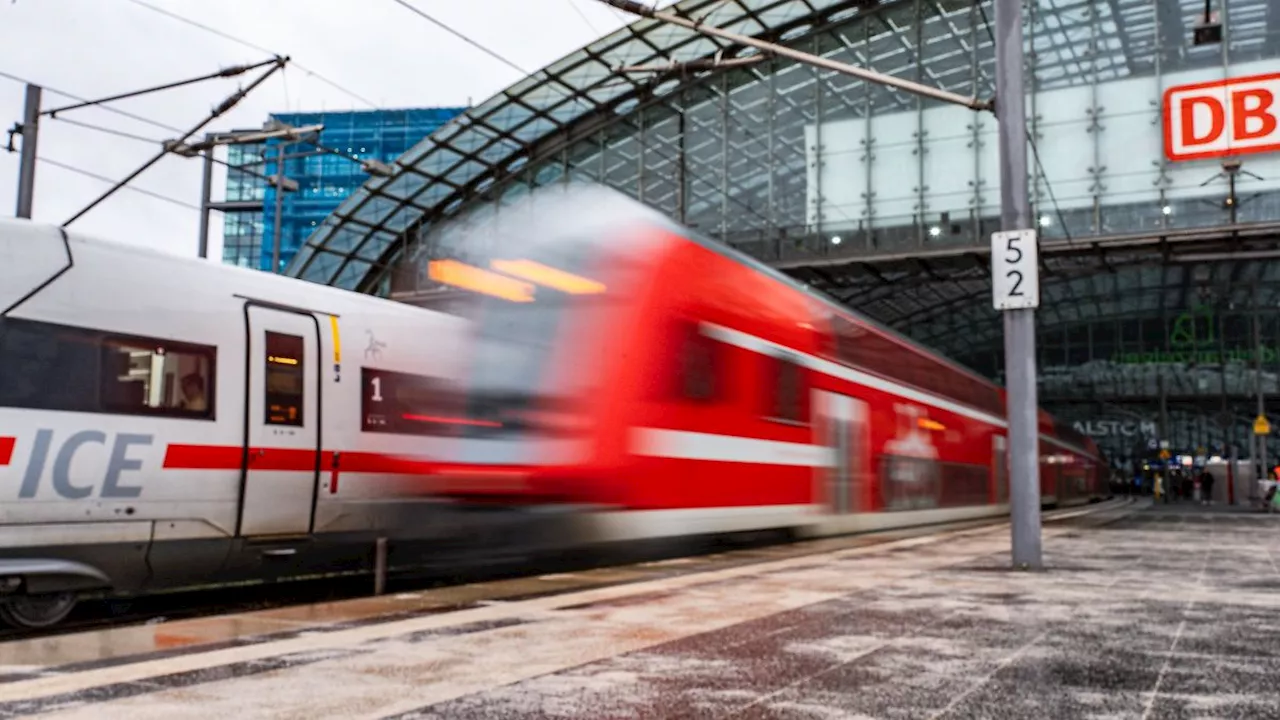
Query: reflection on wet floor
xmin=0 ymin=513 xmax=1011 ymax=675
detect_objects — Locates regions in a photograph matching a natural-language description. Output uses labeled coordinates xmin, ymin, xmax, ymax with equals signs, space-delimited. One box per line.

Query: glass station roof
xmin=785 ymin=240 xmax=1280 ymax=368
xmin=284 ymin=0 xmax=1280 ymax=298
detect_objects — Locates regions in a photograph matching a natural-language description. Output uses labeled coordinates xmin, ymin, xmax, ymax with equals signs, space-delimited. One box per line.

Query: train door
xmin=815 ymin=391 xmax=866 ymax=514
xmin=239 ymin=306 xmax=321 ymax=536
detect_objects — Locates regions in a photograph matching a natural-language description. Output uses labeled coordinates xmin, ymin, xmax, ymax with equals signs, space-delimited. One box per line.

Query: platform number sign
xmin=991 ymin=229 xmax=1040 ymax=311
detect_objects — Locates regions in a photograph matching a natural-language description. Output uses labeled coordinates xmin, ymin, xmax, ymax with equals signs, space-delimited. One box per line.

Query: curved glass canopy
xmin=285 ymin=0 xmax=1280 ymax=304
xmin=287 ymin=0 xmax=862 ymax=291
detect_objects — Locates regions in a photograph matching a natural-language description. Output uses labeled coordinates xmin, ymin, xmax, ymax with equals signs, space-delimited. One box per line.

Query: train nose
xmin=0 ymin=220 xmax=69 ymax=311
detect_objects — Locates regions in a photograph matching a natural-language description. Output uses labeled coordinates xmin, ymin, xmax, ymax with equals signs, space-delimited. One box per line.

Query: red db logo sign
xmin=1164 ymin=72 xmax=1280 ymax=161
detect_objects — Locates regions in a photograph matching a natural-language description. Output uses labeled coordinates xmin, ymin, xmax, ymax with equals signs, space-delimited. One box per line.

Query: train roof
xmin=658 ymin=216 xmax=1003 ymax=396
xmin=0 ymin=217 xmax=457 ymax=323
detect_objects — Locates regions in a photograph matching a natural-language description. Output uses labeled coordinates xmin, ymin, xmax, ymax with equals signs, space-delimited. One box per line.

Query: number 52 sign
xmin=991 ymin=229 xmax=1040 ymax=310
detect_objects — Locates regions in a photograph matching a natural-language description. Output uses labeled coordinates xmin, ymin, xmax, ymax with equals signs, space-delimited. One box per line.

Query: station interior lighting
xmin=489 ymin=259 xmax=606 ymax=295
xmin=1193 ymin=8 xmax=1223 ymax=45
xmin=427 ymin=259 xmax=535 ymax=302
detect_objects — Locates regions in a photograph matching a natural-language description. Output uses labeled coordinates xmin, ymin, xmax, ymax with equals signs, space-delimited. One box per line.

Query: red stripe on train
xmin=162 ymin=444 xmax=244 ymax=470
xmin=162 ymin=444 xmax=439 ymax=475
xmin=0 ymin=437 xmax=14 ymax=467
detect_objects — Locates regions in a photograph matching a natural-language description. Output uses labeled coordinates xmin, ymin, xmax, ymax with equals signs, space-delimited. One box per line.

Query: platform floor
xmin=2 ymin=499 xmax=1279 ymax=719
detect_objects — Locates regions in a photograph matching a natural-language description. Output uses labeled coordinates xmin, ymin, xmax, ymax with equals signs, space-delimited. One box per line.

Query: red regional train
xmin=427 ymin=184 xmax=1107 ymax=541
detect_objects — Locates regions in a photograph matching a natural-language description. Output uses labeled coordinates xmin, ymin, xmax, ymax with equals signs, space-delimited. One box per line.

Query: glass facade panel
xmin=221 ymin=106 xmax=466 ymax=274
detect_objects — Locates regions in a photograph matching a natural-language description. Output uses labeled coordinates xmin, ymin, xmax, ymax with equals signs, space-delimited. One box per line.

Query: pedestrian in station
xmin=1200 ymin=469 xmax=1215 ymax=505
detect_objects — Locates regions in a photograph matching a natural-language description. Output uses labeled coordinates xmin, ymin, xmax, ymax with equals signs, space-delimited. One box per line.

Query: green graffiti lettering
xmin=1170 ymin=313 xmax=1196 ymax=348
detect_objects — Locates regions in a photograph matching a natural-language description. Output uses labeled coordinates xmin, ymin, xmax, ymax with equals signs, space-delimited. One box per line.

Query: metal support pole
xmin=1159 ymin=373 xmax=1169 ymax=446
xmin=197 ymin=144 xmax=214 ymax=260
xmin=676 ymin=108 xmax=687 ymax=224
xmin=1219 ymin=306 xmax=1230 ymax=452
xmin=15 ymin=84 xmax=41 ymax=219
xmin=374 ymin=537 xmax=387 ymax=596
xmin=1253 ymin=292 xmax=1267 ymax=481
xmin=996 ymin=0 xmax=1042 ymax=569
xmin=270 ymin=142 xmax=287 ymax=274
xmin=1228 ymin=445 xmax=1237 ymax=505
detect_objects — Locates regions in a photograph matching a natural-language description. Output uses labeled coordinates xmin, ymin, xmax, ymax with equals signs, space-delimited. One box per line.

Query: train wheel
xmin=0 ymin=593 xmax=77 ymax=629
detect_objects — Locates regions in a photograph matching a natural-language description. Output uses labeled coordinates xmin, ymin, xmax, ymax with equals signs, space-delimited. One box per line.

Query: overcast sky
xmin=0 ymin=0 xmax=639 ymax=261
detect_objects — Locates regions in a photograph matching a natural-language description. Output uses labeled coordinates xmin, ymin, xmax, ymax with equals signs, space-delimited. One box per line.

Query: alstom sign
xmin=1164 ymin=72 xmax=1280 ymax=161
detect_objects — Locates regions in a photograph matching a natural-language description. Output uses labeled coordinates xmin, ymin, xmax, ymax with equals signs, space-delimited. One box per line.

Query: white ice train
xmin=0 ymin=217 xmax=477 ymax=628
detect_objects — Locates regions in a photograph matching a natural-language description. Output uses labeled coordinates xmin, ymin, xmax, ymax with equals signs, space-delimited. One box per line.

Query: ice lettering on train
xmin=16 ymin=429 xmax=153 ymax=499
xmin=104 ymin=434 xmax=151 ymax=498
xmin=51 ymin=430 xmax=104 ymax=499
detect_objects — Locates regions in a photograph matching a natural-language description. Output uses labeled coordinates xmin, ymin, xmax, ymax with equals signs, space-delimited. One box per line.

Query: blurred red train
xmin=424 ymin=185 xmax=1106 ymax=541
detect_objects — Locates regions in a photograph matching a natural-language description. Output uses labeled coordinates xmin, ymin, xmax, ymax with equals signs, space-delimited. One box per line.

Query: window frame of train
xmin=100 ymin=333 xmax=217 ymax=420
xmin=677 ymin=321 xmax=721 ymax=403
xmin=264 ymin=331 xmax=305 ymax=427
xmin=0 ymin=316 xmax=217 ymax=420
xmin=361 ymin=367 xmax=460 ymax=436
xmin=764 ymin=351 xmax=809 ymax=425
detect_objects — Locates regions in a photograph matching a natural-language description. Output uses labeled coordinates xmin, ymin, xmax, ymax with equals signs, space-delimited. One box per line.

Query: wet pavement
xmin=3 ymin=499 xmax=1278 ymax=719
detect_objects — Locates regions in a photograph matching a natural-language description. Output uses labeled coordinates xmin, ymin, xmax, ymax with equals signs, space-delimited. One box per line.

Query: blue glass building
xmin=221 ymin=107 xmax=466 ymax=272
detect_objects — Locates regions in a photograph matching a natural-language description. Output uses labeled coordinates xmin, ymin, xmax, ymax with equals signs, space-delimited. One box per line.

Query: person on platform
xmin=1200 ymin=469 xmax=1215 ymax=505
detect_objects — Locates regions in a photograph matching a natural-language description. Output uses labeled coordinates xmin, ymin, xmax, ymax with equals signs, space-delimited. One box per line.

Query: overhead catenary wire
xmin=39 ymin=58 xmax=281 ymax=117
xmin=0 ymin=68 xmax=183 ymax=133
xmin=386 ymin=0 xmax=530 ymax=75
xmin=46 ymin=116 xmax=279 ymax=185
xmin=122 ymin=0 xmax=378 ymax=109
xmin=4 ymin=62 xmax=297 ymax=215
xmin=564 ymin=0 xmax=603 ymax=35
xmin=63 ymin=57 xmax=289 ymax=227
xmin=38 ymin=156 xmax=201 ymax=211
xmin=48 ymin=116 xmax=161 ymax=145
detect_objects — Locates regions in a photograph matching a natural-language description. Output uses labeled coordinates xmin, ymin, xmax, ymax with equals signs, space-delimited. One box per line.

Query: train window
xmin=264 ymin=332 xmax=304 ymax=427
xmin=679 ymin=323 xmax=720 ymax=402
xmin=0 ymin=317 xmax=100 ymax=413
xmin=101 ymin=337 xmax=216 ymax=419
xmin=765 ymin=353 xmax=808 ymax=424
xmin=361 ymin=367 xmax=458 ymax=435
xmin=833 ymin=316 xmax=861 ymax=367
xmin=0 ymin=317 xmax=217 ymax=419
